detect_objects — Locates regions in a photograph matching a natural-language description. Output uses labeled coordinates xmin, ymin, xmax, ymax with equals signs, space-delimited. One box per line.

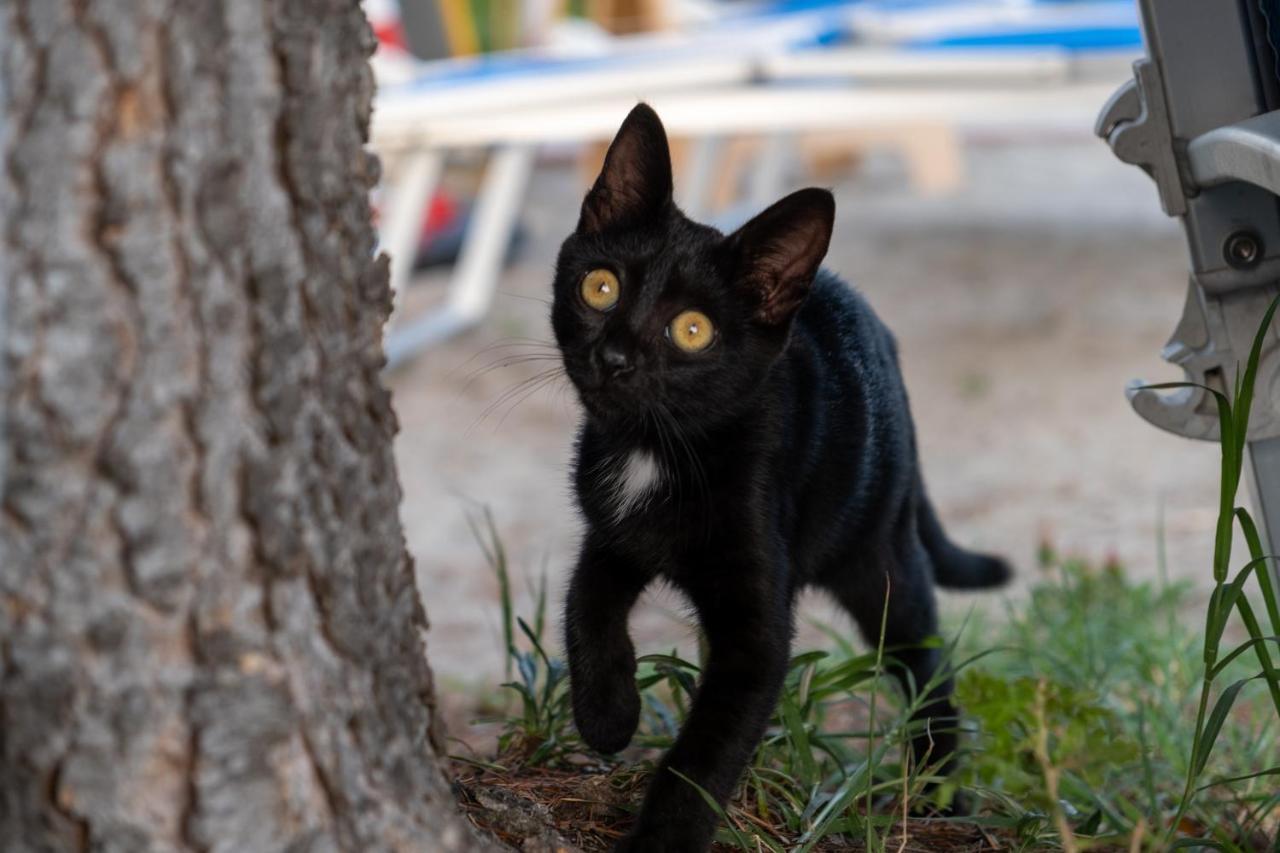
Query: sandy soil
xmin=390 ymin=135 xmax=1223 ymax=700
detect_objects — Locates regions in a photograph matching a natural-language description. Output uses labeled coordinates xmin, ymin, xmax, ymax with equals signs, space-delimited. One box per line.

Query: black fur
xmin=554 ymin=104 xmax=1010 ymax=853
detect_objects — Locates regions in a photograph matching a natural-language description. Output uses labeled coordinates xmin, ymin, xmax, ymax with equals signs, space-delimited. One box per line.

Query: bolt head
xmin=1224 ymin=231 xmax=1263 ymax=270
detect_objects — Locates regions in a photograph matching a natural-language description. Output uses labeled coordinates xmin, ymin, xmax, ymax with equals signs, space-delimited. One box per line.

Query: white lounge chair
xmin=372 ymin=0 xmax=1141 ymax=366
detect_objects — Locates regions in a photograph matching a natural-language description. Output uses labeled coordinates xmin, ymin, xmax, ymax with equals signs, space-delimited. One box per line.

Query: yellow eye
xmin=668 ymin=310 xmax=715 ymax=353
xmin=581 ymin=268 xmax=620 ymax=311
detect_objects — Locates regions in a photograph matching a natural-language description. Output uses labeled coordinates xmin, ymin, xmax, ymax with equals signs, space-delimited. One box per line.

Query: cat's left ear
xmin=727 ymin=188 xmax=835 ymax=325
xmin=578 ymin=103 xmax=674 ymax=234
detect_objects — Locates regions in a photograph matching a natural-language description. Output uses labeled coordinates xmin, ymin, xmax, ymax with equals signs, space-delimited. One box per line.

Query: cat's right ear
xmin=727 ymin=188 xmax=835 ymax=326
xmin=578 ymin=103 xmax=673 ymax=235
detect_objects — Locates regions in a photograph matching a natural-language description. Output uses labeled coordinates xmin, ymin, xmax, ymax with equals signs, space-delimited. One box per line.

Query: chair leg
xmin=680 ymin=134 xmax=725 ymax=220
xmin=901 ymin=123 xmax=964 ymax=195
xmin=449 ymin=144 xmax=535 ymax=321
xmin=379 ymin=149 xmax=444 ymax=329
xmin=748 ymin=131 xmax=791 ymax=209
xmin=384 ymin=144 xmax=535 ymax=368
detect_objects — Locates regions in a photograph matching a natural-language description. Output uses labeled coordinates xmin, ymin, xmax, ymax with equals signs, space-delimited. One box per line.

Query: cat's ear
xmin=727 ymin=188 xmax=835 ymax=325
xmin=578 ymin=103 xmax=673 ymax=234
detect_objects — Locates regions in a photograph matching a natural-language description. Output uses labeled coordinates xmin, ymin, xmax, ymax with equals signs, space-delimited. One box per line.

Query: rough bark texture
xmin=0 ymin=2 xmax=475 ymax=850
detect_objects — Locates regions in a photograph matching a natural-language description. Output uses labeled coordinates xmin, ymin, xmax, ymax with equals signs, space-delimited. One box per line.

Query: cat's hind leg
xmin=825 ymin=527 xmax=961 ymax=781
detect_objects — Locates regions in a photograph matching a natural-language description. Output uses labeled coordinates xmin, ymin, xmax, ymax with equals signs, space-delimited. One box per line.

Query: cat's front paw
xmin=571 ymin=672 xmax=640 ymax=754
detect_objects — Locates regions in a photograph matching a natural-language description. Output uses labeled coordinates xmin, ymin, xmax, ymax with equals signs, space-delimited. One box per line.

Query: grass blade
xmin=1192 ymin=676 xmax=1260 ymax=778
xmin=1230 ymin=597 xmax=1280 ymax=718
xmin=668 ymin=768 xmax=754 ymax=851
xmin=1236 ymin=507 xmax=1280 ymax=638
xmin=1195 ymin=765 xmax=1280 ymax=792
xmin=1230 ymin=295 xmax=1280 ymax=459
xmin=779 ymin=691 xmax=818 ymax=784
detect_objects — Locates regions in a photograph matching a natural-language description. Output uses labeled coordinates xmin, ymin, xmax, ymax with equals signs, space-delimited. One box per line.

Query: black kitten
xmin=553 ymin=104 xmax=1010 ymax=853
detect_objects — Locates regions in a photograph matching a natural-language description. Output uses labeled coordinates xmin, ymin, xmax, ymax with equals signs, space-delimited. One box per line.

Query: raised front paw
xmin=571 ymin=668 xmax=640 ymax=754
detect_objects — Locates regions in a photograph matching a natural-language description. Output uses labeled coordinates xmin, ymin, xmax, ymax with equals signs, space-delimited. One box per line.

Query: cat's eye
xmin=668 ymin=310 xmax=715 ymax=353
xmin=581 ymin=268 xmax=620 ymax=311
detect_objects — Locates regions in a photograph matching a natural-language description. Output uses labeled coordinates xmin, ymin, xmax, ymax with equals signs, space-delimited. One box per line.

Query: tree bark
xmin=1 ymin=2 xmax=476 ymax=850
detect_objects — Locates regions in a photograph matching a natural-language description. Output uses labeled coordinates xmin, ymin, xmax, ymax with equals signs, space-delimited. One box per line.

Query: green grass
xmin=469 ymin=514 xmax=1278 ymax=849
xmin=464 ymin=301 xmax=1280 ymax=851
xmin=956 ymin=554 xmax=1278 ymax=850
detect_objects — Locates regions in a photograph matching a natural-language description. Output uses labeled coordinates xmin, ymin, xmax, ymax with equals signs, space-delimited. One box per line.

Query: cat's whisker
xmin=482 ymin=334 xmax=555 ymax=347
xmin=674 ymin=409 xmax=713 ymax=543
xmin=648 ymin=409 xmax=683 ymax=530
xmin=469 ymin=366 xmax=564 ymax=433
xmin=471 ymin=378 xmax=551 ymax=433
xmin=448 ymin=337 xmax=559 ymax=380
xmin=655 ymin=401 xmax=711 ymax=543
xmin=657 ymin=409 xmax=688 ymax=524
xmin=494 ymin=370 xmax=567 ymax=430
xmin=497 ymin=290 xmax=553 ymax=306
xmin=457 ymin=341 xmax=559 ymax=365
xmin=460 ymin=354 xmax=564 ymax=388
xmin=660 ymin=396 xmax=711 ymax=442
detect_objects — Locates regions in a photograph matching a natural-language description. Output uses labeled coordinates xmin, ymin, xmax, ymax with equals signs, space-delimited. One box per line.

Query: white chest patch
xmin=602 ymin=450 xmax=663 ymax=521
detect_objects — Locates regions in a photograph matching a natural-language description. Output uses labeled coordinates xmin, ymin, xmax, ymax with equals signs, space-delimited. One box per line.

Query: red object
xmin=424 ymin=192 xmax=458 ymax=239
xmin=369 ymin=191 xmax=458 ymax=240
xmin=373 ymin=21 xmax=408 ymax=52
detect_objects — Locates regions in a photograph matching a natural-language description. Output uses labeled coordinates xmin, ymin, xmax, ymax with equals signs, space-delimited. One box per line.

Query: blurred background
xmin=363 ymin=0 xmax=1220 ymax=716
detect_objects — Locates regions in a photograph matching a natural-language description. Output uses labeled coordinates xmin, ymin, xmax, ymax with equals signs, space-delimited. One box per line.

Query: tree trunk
xmin=0 ymin=2 xmax=476 ymax=850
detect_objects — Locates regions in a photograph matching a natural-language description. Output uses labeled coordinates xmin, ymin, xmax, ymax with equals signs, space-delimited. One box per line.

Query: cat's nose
xmin=598 ymin=345 xmax=634 ymax=378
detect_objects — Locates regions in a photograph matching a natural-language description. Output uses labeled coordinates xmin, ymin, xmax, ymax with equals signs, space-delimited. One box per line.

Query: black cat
xmin=553 ymin=103 xmax=1010 ymax=852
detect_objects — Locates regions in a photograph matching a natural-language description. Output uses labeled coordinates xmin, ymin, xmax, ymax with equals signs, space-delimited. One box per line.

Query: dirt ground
xmin=389 ymin=134 xmax=1223 ymax=705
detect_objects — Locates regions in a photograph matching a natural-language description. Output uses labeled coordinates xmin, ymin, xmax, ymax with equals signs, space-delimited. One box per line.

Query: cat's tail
xmin=917 ymin=488 xmax=1012 ymax=590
